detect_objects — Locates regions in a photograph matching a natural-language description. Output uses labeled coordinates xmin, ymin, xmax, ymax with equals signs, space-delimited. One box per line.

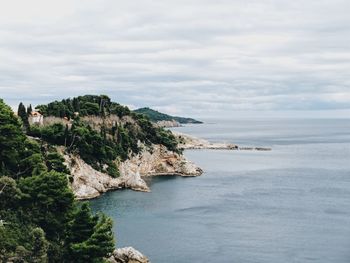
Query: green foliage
xmin=45 ymin=152 xmax=70 ymax=174
xmin=1 ymin=99 xmax=116 ymax=263
xmin=21 ymin=153 xmax=48 ymax=177
xmin=19 ymin=171 xmax=75 ymax=240
xmin=70 ymin=214 xmax=114 ymax=263
xmin=36 ymin=95 xmax=131 ymax=119
xmin=27 ymin=104 xmax=33 ymax=116
xmin=0 ymin=177 xmax=23 ymax=211
xmin=134 ymin=107 xmax=202 ymax=124
xmin=0 ymin=99 xmax=27 ymax=177
xmin=18 ymin=102 xmax=30 ymax=128
xmin=67 ymin=203 xmax=98 ymax=244
xmin=29 ymin=95 xmax=181 ymax=178
xmin=30 ymin=227 xmax=49 ymax=263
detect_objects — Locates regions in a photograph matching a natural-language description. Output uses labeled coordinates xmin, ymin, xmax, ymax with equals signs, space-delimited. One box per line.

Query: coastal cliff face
xmin=107 ymin=247 xmax=150 ymax=263
xmin=154 ymin=120 xmax=181 ymax=128
xmin=64 ymin=144 xmax=202 ymax=200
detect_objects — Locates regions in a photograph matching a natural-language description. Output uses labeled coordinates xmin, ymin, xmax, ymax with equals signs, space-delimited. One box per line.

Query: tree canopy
xmin=0 ymin=98 xmax=116 ymax=262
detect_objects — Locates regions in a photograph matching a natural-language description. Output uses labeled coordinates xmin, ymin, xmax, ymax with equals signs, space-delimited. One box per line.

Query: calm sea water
xmin=90 ymin=119 xmax=350 ymax=263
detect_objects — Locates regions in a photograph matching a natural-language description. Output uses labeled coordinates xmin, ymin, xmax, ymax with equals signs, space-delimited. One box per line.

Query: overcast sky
xmin=1 ymin=0 xmax=350 ymax=118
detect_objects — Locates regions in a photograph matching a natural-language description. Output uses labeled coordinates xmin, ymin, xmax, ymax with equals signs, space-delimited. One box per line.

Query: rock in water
xmin=107 ymin=247 xmax=150 ymax=263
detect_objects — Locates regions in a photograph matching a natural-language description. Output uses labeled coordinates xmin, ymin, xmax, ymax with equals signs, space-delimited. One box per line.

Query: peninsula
xmin=134 ymin=107 xmax=203 ymax=127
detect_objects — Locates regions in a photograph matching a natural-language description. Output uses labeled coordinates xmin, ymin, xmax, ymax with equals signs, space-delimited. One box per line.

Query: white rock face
xmin=154 ymin=120 xmax=181 ymax=128
xmin=120 ymin=144 xmax=203 ymax=178
xmin=63 ymin=154 xmax=122 ymax=200
xmin=173 ymin=131 xmax=238 ymax=150
xmin=107 ymin=247 xmax=149 ymax=263
xmin=64 ymin=144 xmax=202 ymax=200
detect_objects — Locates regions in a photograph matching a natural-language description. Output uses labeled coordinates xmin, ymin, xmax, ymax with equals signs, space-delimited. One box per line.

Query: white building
xmin=29 ymin=111 xmax=44 ymax=125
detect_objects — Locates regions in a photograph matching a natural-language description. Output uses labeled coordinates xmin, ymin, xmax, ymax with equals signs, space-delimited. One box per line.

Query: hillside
xmin=1 ymin=95 xmax=202 ymax=262
xmin=0 ymin=98 xmax=115 ymax=262
xmin=28 ymin=95 xmax=179 ymax=178
xmin=16 ymin=95 xmax=201 ymax=198
xmin=134 ymin=107 xmax=202 ymax=124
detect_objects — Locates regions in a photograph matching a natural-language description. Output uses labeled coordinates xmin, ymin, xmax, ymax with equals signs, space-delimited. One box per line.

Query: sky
xmin=0 ymin=0 xmax=350 ymax=118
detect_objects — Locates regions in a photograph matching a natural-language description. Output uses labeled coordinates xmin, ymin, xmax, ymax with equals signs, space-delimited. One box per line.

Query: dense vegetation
xmin=36 ymin=95 xmax=131 ymax=119
xmin=134 ymin=107 xmax=202 ymax=124
xmin=23 ymin=95 xmax=179 ymax=177
xmin=0 ymin=99 xmax=115 ymax=262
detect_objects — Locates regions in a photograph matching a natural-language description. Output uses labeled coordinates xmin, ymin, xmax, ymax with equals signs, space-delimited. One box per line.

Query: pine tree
xmin=86 ymin=214 xmax=115 ymax=259
xmin=18 ymin=171 xmax=75 ymax=240
xmin=67 ymin=203 xmax=97 ymax=244
xmin=30 ymin=227 xmax=48 ymax=263
xmin=69 ymin=214 xmax=115 ymax=263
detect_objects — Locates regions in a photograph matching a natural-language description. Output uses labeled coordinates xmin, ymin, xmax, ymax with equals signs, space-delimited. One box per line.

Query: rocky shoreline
xmin=174 ymin=131 xmax=271 ymax=151
xmin=63 ymin=131 xmax=271 ymax=200
xmin=61 ymin=131 xmax=271 ymax=262
xmin=63 ymin=143 xmax=203 ymax=200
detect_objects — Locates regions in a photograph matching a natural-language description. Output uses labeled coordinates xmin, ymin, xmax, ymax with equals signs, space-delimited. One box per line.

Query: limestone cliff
xmin=64 ymin=144 xmax=202 ymax=200
xmin=154 ymin=120 xmax=181 ymax=128
xmin=107 ymin=247 xmax=149 ymax=263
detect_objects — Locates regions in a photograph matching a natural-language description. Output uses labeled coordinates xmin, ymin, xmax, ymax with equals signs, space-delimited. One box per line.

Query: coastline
xmin=173 ymin=131 xmax=271 ymax=151
xmin=64 ymin=131 xmax=272 ymax=201
xmin=64 ymin=143 xmax=203 ymax=200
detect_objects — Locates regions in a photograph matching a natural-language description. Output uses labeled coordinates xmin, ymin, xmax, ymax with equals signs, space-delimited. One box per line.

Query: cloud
xmin=0 ymin=0 xmax=349 ymax=117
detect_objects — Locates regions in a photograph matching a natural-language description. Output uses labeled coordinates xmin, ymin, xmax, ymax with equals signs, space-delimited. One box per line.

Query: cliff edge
xmin=64 ymin=144 xmax=202 ymax=200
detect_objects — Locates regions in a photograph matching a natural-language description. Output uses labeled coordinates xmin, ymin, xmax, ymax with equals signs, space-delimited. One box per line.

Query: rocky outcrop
xmin=174 ymin=132 xmax=272 ymax=151
xmin=239 ymin=147 xmax=272 ymax=151
xmin=120 ymin=144 xmax=203 ymax=178
xmin=63 ymin=144 xmax=202 ymax=200
xmin=63 ymin=154 xmax=121 ymax=200
xmin=154 ymin=120 xmax=181 ymax=128
xmin=173 ymin=131 xmax=238 ymax=150
xmin=107 ymin=247 xmax=149 ymax=263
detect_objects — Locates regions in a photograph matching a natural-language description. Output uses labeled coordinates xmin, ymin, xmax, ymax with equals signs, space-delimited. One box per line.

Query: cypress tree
xmin=17 ymin=102 xmax=29 ymax=129
xmin=27 ymin=104 xmax=33 ymax=116
xmin=72 ymin=98 xmax=80 ymax=113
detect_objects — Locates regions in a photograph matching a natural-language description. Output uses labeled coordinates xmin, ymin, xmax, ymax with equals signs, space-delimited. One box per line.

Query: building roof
xmin=31 ymin=111 xmax=42 ymax=117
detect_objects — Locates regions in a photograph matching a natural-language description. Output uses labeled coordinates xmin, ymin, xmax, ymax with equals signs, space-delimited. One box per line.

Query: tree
xmin=45 ymin=152 xmax=69 ymax=174
xmin=17 ymin=102 xmax=29 ymax=129
xmin=66 ymin=203 xmax=98 ymax=254
xmin=20 ymin=153 xmax=47 ymax=177
xmin=72 ymin=97 xmax=80 ymax=113
xmin=19 ymin=171 xmax=75 ymax=241
xmin=1 ymin=98 xmax=117 ymax=263
xmin=27 ymin=104 xmax=33 ymax=116
xmin=70 ymin=214 xmax=115 ymax=263
xmin=85 ymin=214 xmax=114 ymax=259
xmin=30 ymin=227 xmax=48 ymax=263
xmin=0 ymin=99 xmax=27 ymax=176
xmin=0 ymin=176 xmax=22 ymax=211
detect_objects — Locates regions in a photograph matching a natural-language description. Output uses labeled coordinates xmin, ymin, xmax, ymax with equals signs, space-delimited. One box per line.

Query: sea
xmin=90 ymin=118 xmax=350 ymax=263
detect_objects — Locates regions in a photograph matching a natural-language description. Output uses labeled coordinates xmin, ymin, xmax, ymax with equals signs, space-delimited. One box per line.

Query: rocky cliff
xmin=174 ymin=131 xmax=238 ymax=150
xmin=63 ymin=144 xmax=202 ymax=200
xmin=154 ymin=119 xmax=181 ymax=128
xmin=107 ymin=247 xmax=149 ymax=263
